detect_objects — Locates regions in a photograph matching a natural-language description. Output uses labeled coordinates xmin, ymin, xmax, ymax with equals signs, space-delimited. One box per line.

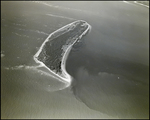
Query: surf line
xmin=33 ymin=20 xmax=91 ymax=88
xmin=134 ymin=1 xmax=149 ymax=8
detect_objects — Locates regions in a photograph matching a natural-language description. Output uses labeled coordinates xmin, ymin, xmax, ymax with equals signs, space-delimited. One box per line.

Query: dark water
xmin=67 ymin=37 xmax=149 ymax=118
xmin=1 ymin=1 xmax=149 ymax=119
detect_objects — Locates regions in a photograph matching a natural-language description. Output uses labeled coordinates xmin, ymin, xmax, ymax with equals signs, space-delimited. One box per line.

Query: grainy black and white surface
xmin=1 ymin=1 xmax=149 ymax=119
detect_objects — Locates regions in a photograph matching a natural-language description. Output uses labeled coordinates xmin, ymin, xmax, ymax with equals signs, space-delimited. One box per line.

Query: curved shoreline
xmin=33 ymin=20 xmax=91 ymax=88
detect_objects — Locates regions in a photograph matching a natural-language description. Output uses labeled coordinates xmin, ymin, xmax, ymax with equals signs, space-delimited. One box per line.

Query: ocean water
xmin=1 ymin=1 xmax=149 ymax=119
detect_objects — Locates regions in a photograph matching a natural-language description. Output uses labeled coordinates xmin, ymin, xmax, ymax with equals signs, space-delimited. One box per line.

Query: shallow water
xmin=1 ymin=1 xmax=149 ymax=119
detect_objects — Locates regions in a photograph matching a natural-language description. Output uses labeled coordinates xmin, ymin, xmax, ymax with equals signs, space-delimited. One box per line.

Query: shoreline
xmin=33 ymin=20 xmax=91 ymax=89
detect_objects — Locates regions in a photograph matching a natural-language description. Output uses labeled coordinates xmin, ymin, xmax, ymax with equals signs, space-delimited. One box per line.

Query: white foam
xmin=12 ymin=32 xmax=30 ymax=38
xmin=1 ymin=51 xmax=5 ymax=58
xmin=13 ymin=23 xmax=26 ymax=27
xmin=46 ymin=13 xmax=76 ymax=20
xmin=35 ymin=30 xmax=49 ymax=35
xmin=14 ymin=28 xmax=49 ymax=36
xmin=134 ymin=1 xmax=149 ymax=8
xmin=1 ymin=50 xmax=5 ymax=58
xmin=4 ymin=64 xmax=66 ymax=83
xmin=4 ymin=64 xmax=43 ymax=70
xmin=35 ymin=1 xmax=99 ymax=16
xmin=123 ymin=1 xmax=134 ymax=5
xmin=4 ymin=20 xmax=91 ymax=89
xmin=33 ymin=20 xmax=91 ymax=88
xmin=1 ymin=54 xmax=5 ymax=58
xmin=123 ymin=1 xmax=149 ymax=8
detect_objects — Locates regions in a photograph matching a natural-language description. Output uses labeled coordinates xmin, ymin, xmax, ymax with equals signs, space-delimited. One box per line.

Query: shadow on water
xmin=66 ymin=36 xmax=149 ymax=118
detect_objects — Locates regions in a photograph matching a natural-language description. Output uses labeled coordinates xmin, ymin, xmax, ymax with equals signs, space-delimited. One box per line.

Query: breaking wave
xmin=33 ymin=20 xmax=91 ymax=89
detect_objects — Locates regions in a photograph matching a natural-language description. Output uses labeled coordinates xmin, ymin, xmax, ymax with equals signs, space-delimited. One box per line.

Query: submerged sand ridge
xmin=34 ymin=20 xmax=91 ymax=88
